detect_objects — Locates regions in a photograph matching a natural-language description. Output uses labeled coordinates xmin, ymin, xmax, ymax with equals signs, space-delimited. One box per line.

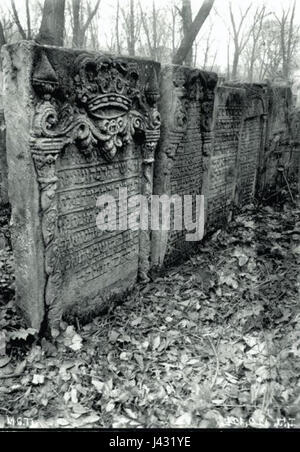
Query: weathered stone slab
xmin=229 ymin=83 xmax=268 ymax=206
xmin=290 ymin=107 xmax=300 ymax=184
xmin=206 ymin=86 xmax=245 ymax=230
xmin=2 ymin=41 xmax=160 ymax=330
xmin=152 ymin=65 xmax=217 ymax=266
xmin=261 ymin=85 xmax=293 ymax=191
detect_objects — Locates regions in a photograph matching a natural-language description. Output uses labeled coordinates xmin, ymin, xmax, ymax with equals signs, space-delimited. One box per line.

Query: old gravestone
xmin=205 ymin=85 xmax=246 ymax=229
xmin=2 ymin=41 xmax=160 ymax=330
xmin=229 ymin=83 xmax=268 ymax=206
xmin=262 ymin=85 xmax=294 ymax=190
xmin=152 ymin=65 xmax=217 ymax=266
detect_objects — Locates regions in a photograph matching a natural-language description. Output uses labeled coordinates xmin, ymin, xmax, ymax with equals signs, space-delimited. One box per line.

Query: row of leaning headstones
xmin=1 ymin=41 xmax=298 ymax=332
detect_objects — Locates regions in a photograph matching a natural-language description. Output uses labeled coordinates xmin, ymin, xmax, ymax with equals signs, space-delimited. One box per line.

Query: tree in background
xmin=10 ymin=0 xmax=33 ymax=40
xmin=121 ymin=0 xmax=141 ymax=56
xmin=1 ymin=0 xmax=299 ymax=84
xmin=0 ymin=9 xmax=14 ymax=48
xmin=228 ymin=2 xmax=252 ymax=80
xmin=243 ymin=6 xmax=267 ymax=82
xmin=9 ymin=0 xmax=66 ymax=46
xmin=274 ymin=1 xmax=299 ymax=81
xmin=239 ymin=2 xmax=300 ymax=83
xmin=173 ymin=0 xmax=215 ymax=66
xmin=227 ymin=1 xmax=300 ymax=83
xmin=194 ymin=15 xmax=218 ymax=72
xmin=251 ymin=19 xmax=283 ymax=82
xmin=0 ymin=7 xmax=14 ymax=70
xmin=37 ymin=0 xmax=66 ymax=46
xmin=139 ymin=0 xmax=175 ymax=62
xmin=178 ymin=0 xmax=193 ymax=66
xmin=71 ymin=0 xmax=101 ymax=48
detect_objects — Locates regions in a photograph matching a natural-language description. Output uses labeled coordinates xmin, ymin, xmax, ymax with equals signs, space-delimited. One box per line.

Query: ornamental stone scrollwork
xmin=139 ymin=68 xmax=161 ymax=281
xmin=29 ymin=49 xmax=160 ymax=326
xmin=31 ymin=52 xmax=148 ymax=160
xmin=31 ymin=150 xmax=62 ymax=324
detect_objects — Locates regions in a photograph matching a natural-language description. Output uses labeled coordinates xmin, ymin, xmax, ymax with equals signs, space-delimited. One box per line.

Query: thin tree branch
xmin=10 ymin=0 xmax=26 ymax=39
xmin=82 ymin=0 xmax=101 ymax=33
xmin=173 ymin=0 xmax=215 ymax=65
xmin=25 ymin=0 xmax=31 ymax=39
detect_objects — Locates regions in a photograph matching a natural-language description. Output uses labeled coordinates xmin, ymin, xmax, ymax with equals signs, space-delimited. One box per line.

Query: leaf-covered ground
xmin=0 ymin=201 xmax=299 ymax=429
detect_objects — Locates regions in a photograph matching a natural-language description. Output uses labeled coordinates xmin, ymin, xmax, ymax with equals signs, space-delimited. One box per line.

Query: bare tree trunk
xmin=285 ymin=0 xmax=296 ymax=80
xmin=181 ymin=0 xmax=193 ymax=66
xmin=227 ymin=38 xmax=230 ymax=80
xmin=171 ymin=7 xmax=176 ymax=56
xmin=70 ymin=0 xmax=101 ymax=48
xmin=210 ymin=49 xmax=217 ymax=71
xmin=228 ymin=2 xmax=252 ymax=80
xmin=172 ymin=0 xmax=215 ymax=66
xmin=152 ymin=0 xmax=157 ymax=60
xmin=247 ymin=7 xmax=266 ymax=82
xmin=79 ymin=0 xmax=101 ymax=47
xmin=193 ymin=41 xmax=198 ymax=67
xmin=202 ymin=24 xmax=213 ymax=70
xmin=25 ymin=0 xmax=31 ymax=40
xmin=116 ymin=0 xmax=121 ymax=54
xmin=121 ymin=0 xmax=140 ymax=57
xmin=139 ymin=1 xmax=154 ymax=59
xmin=129 ymin=0 xmax=135 ymax=56
xmin=10 ymin=0 xmax=26 ymax=39
xmin=231 ymin=45 xmax=239 ymax=79
xmin=274 ymin=2 xmax=298 ymax=82
xmin=37 ymin=0 xmax=66 ymax=46
xmin=72 ymin=0 xmax=80 ymax=47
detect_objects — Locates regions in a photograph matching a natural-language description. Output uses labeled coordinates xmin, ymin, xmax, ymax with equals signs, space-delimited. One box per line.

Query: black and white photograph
xmin=0 ymin=0 xmax=299 ymax=435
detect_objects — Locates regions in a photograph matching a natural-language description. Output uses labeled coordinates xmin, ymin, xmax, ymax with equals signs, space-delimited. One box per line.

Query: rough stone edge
xmin=2 ymin=41 xmax=46 ymax=330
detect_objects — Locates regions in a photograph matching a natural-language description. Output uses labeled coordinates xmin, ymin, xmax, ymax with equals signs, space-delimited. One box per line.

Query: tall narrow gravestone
xmin=152 ymin=66 xmax=217 ymax=266
xmin=236 ymin=83 xmax=268 ymax=206
xmin=206 ymin=86 xmax=245 ymax=230
xmin=2 ymin=42 xmax=160 ymax=330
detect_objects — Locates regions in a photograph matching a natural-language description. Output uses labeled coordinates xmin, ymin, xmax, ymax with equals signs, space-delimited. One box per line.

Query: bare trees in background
xmin=111 ymin=0 xmax=180 ymax=62
xmin=139 ymin=1 xmax=161 ymax=61
xmin=9 ymin=0 xmax=66 ymax=45
xmin=274 ymin=1 xmax=299 ymax=81
xmin=177 ymin=0 xmax=193 ymax=66
xmin=256 ymin=20 xmax=283 ymax=82
xmin=243 ymin=6 xmax=267 ymax=83
xmin=173 ymin=0 xmax=215 ymax=65
xmin=0 ymin=0 xmax=299 ymax=84
xmin=71 ymin=0 xmax=101 ymax=48
xmin=121 ymin=0 xmax=140 ymax=56
xmin=227 ymin=1 xmax=299 ymax=83
xmin=0 ymin=9 xmax=13 ymax=48
xmin=0 ymin=0 xmax=217 ymax=66
xmin=228 ymin=2 xmax=252 ymax=80
xmin=194 ymin=16 xmax=218 ymax=72
xmin=37 ymin=0 xmax=66 ymax=45
xmin=10 ymin=0 xmax=33 ymax=40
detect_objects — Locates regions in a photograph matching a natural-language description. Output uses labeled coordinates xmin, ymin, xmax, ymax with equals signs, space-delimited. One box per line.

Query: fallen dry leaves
xmin=0 ymin=201 xmax=299 ymax=429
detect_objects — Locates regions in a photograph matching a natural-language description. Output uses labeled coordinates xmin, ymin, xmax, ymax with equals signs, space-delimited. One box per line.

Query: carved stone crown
xmin=74 ymin=54 xmax=140 ymax=119
xmin=31 ymin=50 xmax=160 ymax=162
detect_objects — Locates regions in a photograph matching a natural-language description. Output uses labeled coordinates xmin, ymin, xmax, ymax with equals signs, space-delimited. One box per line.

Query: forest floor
xmin=0 ymin=198 xmax=299 ymax=429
